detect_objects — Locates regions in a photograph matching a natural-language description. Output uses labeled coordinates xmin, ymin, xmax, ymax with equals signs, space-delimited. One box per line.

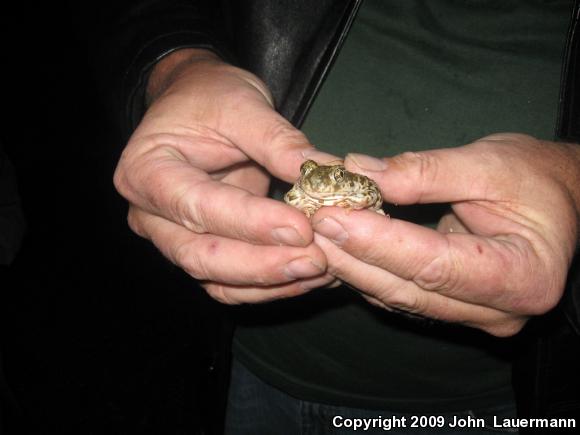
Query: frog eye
xmin=333 ymin=167 xmax=345 ymax=182
xmin=300 ymin=160 xmax=318 ymax=176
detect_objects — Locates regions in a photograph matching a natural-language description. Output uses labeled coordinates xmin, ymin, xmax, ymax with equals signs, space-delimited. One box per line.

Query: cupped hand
xmin=312 ymin=133 xmax=580 ymax=336
xmin=114 ymin=49 xmax=337 ymax=304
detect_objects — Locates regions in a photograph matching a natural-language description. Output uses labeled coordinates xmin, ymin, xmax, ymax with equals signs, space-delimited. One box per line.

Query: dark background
xmin=1 ymin=2 xmax=579 ymax=435
xmin=1 ymin=2 xmax=227 ymax=434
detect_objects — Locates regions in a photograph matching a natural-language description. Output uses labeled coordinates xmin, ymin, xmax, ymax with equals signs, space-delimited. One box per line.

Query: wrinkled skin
xmin=312 ymin=134 xmax=579 ymax=336
xmin=114 ymin=49 xmax=339 ymax=304
xmin=114 ymin=48 xmax=580 ymax=336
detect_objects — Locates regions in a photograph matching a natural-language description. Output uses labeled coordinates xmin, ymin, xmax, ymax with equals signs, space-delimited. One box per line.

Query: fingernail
xmin=347 ymin=153 xmax=386 ymax=171
xmin=284 ymin=257 xmax=325 ymax=280
xmin=312 ymin=217 xmax=348 ymax=245
xmin=271 ymin=226 xmax=306 ymax=246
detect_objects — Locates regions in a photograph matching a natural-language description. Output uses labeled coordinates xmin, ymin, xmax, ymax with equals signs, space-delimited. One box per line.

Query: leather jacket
xmin=115 ymin=0 xmax=580 ymax=142
xmin=105 ymin=0 xmax=580 ymax=423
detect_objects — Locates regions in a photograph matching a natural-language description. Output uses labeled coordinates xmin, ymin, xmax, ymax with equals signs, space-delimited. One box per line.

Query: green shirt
xmin=233 ymin=0 xmax=571 ymax=411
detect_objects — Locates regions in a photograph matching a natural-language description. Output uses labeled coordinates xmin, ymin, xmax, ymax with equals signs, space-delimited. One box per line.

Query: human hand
xmin=311 ymin=133 xmax=580 ymax=336
xmin=114 ymin=49 xmax=337 ymax=304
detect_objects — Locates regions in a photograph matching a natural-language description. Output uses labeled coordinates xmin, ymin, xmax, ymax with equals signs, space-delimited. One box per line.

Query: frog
xmin=284 ymin=160 xmax=385 ymax=218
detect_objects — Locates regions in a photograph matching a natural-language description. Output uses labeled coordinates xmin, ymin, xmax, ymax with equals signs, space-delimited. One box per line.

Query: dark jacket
xmin=104 ymin=0 xmax=580 ymax=424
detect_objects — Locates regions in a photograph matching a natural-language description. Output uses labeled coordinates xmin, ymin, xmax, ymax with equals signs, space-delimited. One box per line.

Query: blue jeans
xmin=224 ymin=359 xmax=518 ymax=435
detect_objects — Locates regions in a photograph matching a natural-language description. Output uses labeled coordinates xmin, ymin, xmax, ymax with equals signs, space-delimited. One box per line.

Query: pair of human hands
xmin=114 ymin=49 xmax=579 ymax=337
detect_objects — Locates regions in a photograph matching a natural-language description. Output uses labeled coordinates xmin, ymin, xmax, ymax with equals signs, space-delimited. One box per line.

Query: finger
xmin=202 ymin=273 xmax=336 ymax=305
xmin=312 ymin=207 xmax=559 ymax=315
xmin=314 ymin=234 xmax=528 ymax=337
xmin=129 ymin=208 xmax=327 ymax=286
xmin=118 ymin=152 xmax=313 ymax=247
xmin=344 ymin=142 xmax=509 ymax=205
xmin=219 ymin=162 xmax=270 ymax=197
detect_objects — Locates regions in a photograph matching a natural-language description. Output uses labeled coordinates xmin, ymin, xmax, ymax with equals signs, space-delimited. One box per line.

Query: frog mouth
xmin=295 ymin=185 xmax=368 ymax=203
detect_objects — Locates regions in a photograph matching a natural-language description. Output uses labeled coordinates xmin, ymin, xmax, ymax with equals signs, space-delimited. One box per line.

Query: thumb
xmin=344 ymin=147 xmax=494 ymax=205
xmin=222 ymin=100 xmax=338 ymax=183
xmin=143 ymin=55 xmax=339 ymax=183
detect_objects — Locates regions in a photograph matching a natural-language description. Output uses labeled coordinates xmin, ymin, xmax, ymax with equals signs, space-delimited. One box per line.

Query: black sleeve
xmin=78 ymin=0 xmax=234 ymax=138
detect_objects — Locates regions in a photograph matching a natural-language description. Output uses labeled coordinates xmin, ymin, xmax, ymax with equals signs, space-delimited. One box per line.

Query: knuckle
xmin=117 ymin=145 xmax=191 ymax=216
xmin=323 ymin=254 xmax=344 ymax=278
xmin=369 ymin=279 xmax=397 ymax=302
xmin=203 ymin=282 xmax=240 ymax=305
xmin=413 ymin=251 xmax=460 ymax=292
xmin=169 ymin=182 xmax=207 ymax=234
xmin=394 ymin=151 xmax=440 ymax=203
xmin=484 ymin=316 xmax=528 ymax=337
xmin=261 ymin=120 xmax=309 ymax=167
xmin=391 ymin=293 xmax=429 ymax=317
xmin=475 ymin=146 xmax=509 ymax=176
xmin=172 ymin=240 xmax=207 ymax=280
xmin=113 ymin=164 xmax=130 ymax=198
xmin=541 ymin=284 xmax=566 ymax=313
xmin=113 ymin=141 xmax=152 ymax=200
xmin=253 ymin=276 xmax=270 ymax=286
xmin=141 ymin=161 xmax=176 ymax=211
xmin=503 ymin=242 xmax=567 ymax=316
xmin=325 ymin=263 xmax=340 ymax=277
xmin=238 ymin=70 xmax=275 ymax=107
xmin=126 ymin=208 xmax=146 ymax=238
xmin=478 ymin=132 xmax=535 ymax=145
xmin=117 ymin=153 xmax=167 ymax=211
xmin=364 ymin=280 xmax=425 ymax=315
xmin=113 ymin=156 xmax=147 ymax=203
xmin=535 ymin=261 xmax=567 ymax=312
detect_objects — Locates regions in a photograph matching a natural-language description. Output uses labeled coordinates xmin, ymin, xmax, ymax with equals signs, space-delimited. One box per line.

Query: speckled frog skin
xmin=284 ymin=160 xmax=384 ymax=218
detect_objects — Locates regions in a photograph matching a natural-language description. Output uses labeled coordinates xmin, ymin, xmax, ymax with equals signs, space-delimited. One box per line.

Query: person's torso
xmin=233 ymin=0 xmax=571 ymax=411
